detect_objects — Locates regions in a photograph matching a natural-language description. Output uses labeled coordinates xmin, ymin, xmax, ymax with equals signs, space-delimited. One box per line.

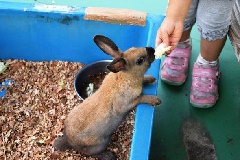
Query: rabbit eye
xmin=136 ymin=57 xmax=146 ymax=65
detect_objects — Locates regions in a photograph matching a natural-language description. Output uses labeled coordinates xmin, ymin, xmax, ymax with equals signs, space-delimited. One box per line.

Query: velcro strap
xmin=193 ymin=68 xmax=220 ymax=79
xmin=168 ymin=47 xmax=191 ymax=58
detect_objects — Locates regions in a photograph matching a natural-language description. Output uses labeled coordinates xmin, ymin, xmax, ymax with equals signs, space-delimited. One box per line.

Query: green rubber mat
xmin=150 ymin=25 xmax=240 ymax=160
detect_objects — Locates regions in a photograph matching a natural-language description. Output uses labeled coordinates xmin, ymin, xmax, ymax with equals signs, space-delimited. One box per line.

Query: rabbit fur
xmin=53 ymin=35 xmax=161 ymax=160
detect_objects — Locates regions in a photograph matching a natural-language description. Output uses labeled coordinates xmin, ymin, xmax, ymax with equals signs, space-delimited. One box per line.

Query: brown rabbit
xmin=53 ymin=35 xmax=161 ymax=160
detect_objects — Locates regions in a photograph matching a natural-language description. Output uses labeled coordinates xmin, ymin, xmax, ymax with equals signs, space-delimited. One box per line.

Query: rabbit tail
xmin=53 ymin=135 xmax=72 ymax=151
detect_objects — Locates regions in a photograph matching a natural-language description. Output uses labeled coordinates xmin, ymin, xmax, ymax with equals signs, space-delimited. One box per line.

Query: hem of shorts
xmin=197 ymin=25 xmax=230 ymax=41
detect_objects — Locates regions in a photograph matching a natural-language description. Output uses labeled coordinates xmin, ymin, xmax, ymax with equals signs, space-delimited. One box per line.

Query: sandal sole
xmin=190 ymin=100 xmax=217 ymax=108
xmin=161 ymin=76 xmax=186 ymax=86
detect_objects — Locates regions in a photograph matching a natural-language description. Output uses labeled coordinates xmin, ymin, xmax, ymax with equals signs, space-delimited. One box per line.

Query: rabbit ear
xmin=94 ymin=35 xmax=123 ymax=58
xmin=107 ymin=58 xmax=126 ymax=73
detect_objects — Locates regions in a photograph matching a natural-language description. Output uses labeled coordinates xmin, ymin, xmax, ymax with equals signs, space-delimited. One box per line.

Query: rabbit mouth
xmin=146 ymin=47 xmax=155 ymax=63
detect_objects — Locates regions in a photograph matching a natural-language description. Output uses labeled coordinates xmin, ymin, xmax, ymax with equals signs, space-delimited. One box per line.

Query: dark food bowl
xmin=74 ymin=60 xmax=111 ymax=100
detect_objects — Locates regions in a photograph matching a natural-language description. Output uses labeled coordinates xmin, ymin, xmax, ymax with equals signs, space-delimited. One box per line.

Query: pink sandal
xmin=190 ymin=62 xmax=220 ymax=108
xmin=161 ymin=40 xmax=192 ymax=85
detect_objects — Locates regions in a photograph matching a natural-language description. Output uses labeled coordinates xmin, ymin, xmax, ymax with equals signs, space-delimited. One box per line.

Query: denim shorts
xmin=184 ymin=0 xmax=235 ymax=41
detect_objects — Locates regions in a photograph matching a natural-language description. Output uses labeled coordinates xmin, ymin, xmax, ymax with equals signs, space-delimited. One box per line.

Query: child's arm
xmin=167 ymin=0 xmax=192 ymax=22
xmin=156 ymin=0 xmax=192 ymax=48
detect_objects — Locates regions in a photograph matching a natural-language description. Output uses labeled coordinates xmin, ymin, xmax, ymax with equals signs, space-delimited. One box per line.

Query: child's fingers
xmin=155 ymin=31 xmax=163 ymax=47
xmin=160 ymin=31 xmax=169 ymax=47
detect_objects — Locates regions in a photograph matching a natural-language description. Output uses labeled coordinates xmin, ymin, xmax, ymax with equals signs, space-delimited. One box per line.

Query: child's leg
xmin=200 ymin=37 xmax=227 ymax=61
xmin=180 ymin=29 xmax=192 ymax=42
xmin=190 ymin=0 xmax=235 ymax=108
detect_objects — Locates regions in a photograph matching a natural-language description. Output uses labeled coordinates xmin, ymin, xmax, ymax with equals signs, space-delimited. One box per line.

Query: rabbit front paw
xmin=143 ymin=75 xmax=156 ymax=85
xmin=137 ymin=95 xmax=161 ymax=106
xmin=149 ymin=96 xmax=161 ymax=106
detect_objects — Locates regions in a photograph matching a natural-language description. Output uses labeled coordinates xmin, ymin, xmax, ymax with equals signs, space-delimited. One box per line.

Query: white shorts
xmin=184 ymin=0 xmax=235 ymax=41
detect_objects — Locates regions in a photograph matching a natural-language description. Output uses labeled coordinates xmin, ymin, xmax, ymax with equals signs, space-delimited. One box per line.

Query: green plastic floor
xmin=151 ymin=28 xmax=240 ymax=160
xmin=4 ymin=0 xmax=240 ymax=159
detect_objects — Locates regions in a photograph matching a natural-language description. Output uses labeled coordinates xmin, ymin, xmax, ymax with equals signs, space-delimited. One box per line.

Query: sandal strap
xmin=192 ymin=65 xmax=220 ymax=80
xmin=163 ymin=58 xmax=187 ymax=71
xmin=192 ymin=63 xmax=220 ymax=93
xmin=167 ymin=47 xmax=191 ymax=58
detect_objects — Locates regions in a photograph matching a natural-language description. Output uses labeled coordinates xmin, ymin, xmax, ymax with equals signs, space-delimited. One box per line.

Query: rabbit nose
xmin=146 ymin=47 xmax=155 ymax=63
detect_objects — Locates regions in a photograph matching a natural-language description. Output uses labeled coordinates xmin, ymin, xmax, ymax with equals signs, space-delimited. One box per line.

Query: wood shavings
xmin=0 ymin=59 xmax=135 ymax=160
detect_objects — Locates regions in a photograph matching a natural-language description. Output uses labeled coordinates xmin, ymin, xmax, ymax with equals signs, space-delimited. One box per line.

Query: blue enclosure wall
xmin=0 ymin=2 xmax=164 ymax=160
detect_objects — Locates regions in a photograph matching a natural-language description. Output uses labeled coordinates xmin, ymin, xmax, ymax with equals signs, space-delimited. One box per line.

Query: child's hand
xmin=155 ymin=17 xmax=184 ymax=50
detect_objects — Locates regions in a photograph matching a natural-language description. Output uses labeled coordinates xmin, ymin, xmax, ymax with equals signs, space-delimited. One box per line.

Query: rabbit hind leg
xmin=53 ymin=134 xmax=72 ymax=151
xmin=82 ymin=137 xmax=117 ymax=160
xmin=93 ymin=150 xmax=117 ymax=160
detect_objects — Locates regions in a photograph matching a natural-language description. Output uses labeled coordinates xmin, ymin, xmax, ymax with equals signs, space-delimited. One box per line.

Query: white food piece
xmin=154 ymin=43 xmax=171 ymax=59
xmin=0 ymin=62 xmax=7 ymax=74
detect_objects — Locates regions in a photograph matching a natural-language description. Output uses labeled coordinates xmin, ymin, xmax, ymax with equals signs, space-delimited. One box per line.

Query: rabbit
xmin=53 ymin=35 xmax=161 ymax=160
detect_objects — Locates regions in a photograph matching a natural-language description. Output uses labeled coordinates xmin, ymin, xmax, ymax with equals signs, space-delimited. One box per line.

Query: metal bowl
xmin=74 ymin=60 xmax=111 ymax=100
